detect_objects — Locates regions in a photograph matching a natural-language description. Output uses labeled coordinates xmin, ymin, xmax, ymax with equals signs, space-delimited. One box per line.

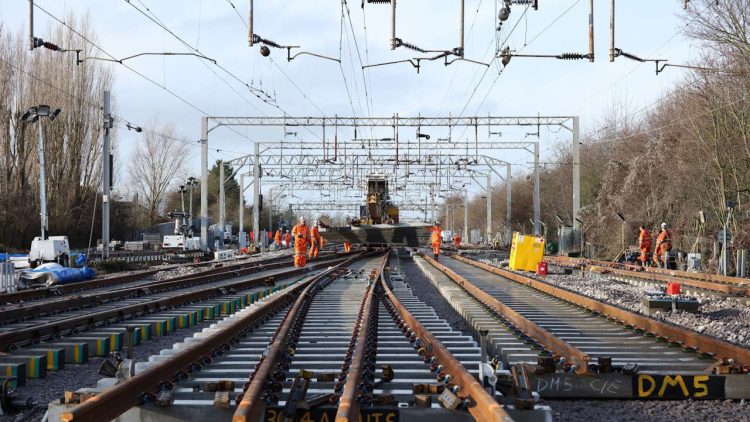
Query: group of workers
xmin=638 ymin=222 xmax=673 ymax=268
xmin=428 ymin=221 xmax=464 ymax=260
xmin=273 ymin=217 xmax=325 ymax=268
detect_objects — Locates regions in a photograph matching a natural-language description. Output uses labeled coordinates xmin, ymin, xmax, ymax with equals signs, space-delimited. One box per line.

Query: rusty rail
xmin=380 ymin=260 xmax=514 ymax=421
xmin=335 ymin=256 xmax=387 ymax=421
xmin=0 ymin=252 xmax=299 ymax=305
xmin=234 ymin=253 xmax=384 ymax=422
xmin=454 ymin=254 xmax=750 ymax=368
xmin=59 ymin=256 xmax=358 ymax=422
xmin=0 ymin=255 xmax=352 ymax=351
xmin=422 ymin=253 xmax=591 ymax=374
xmin=546 ymin=255 xmax=750 ymax=294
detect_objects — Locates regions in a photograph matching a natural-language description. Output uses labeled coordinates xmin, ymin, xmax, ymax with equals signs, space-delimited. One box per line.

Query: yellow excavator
xmin=319 ymin=175 xmax=431 ymax=247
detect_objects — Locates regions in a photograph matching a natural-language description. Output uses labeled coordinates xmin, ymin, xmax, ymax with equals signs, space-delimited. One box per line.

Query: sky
xmin=0 ymin=0 xmax=701 ymax=219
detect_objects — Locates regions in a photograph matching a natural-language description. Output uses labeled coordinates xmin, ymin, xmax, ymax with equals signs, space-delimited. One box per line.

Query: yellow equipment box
xmin=508 ymin=232 xmax=545 ymax=272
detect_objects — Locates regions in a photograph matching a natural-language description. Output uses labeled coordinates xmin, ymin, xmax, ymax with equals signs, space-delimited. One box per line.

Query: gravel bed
xmin=551 ymin=398 xmax=749 ymax=421
xmin=391 ymin=252 xmax=475 ymax=339
xmin=458 ymin=249 xmax=509 ymax=262
xmin=152 ymin=249 xmax=293 ymax=281
xmin=541 ymin=271 xmax=750 ymax=348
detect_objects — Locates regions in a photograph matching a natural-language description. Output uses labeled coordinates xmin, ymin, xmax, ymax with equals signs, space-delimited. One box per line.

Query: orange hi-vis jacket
xmin=274 ymin=229 xmax=282 ymax=245
xmin=292 ymin=224 xmax=310 ymax=253
xmin=453 ymin=234 xmax=461 ymax=247
xmin=655 ymin=229 xmax=672 ymax=253
xmin=431 ymin=226 xmax=442 ymax=245
xmin=638 ymin=228 xmax=652 ymax=261
xmin=310 ymin=226 xmax=322 ymax=246
xmin=284 ymin=232 xmax=291 ymax=245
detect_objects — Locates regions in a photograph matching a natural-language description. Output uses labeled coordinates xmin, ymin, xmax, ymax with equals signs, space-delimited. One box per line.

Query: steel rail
xmin=232 ymin=253 xmax=378 ymax=422
xmin=546 ymin=255 xmax=750 ymax=289
xmin=0 ymin=255 xmax=353 ymax=351
xmin=0 ymin=254 xmax=309 ymax=323
xmin=60 ymin=255 xmax=361 ymax=422
xmin=380 ymin=260 xmax=514 ymax=422
xmin=334 ymin=255 xmax=387 ymax=422
xmin=422 ymin=253 xmax=591 ymax=374
xmin=453 ymin=254 xmax=750 ymax=368
xmin=0 ymin=253 xmax=294 ymax=305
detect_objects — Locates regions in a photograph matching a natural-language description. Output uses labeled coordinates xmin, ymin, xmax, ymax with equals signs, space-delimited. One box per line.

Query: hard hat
xmin=314 ymin=219 xmax=319 ymax=226
xmin=661 ymin=222 xmax=667 ymax=228
xmin=435 ymin=221 xmax=441 ymax=225
xmin=300 ymin=216 xmax=306 ymax=222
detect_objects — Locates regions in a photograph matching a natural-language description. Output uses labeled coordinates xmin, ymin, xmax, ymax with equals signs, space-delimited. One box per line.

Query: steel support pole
xmin=459 ymin=0 xmax=465 ymax=55
xmin=533 ymin=142 xmax=541 ymax=236
xmin=239 ymin=174 xmax=244 ymax=235
xmin=219 ymin=160 xmax=225 ymax=246
xmin=253 ymin=142 xmax=260 ymax=249
xmin=390 ymin=0 xmax=397 ymax=50
xmin=588 ymin=0 xmax=594 ymax=62
xmin=609 ymin=0 xmax=615 ymax=62
xmin=29 ymin=0 xmax=34 ymax=50
xmin=486 ymin=172 xmax=492 ymax=243
xmin=572 ymin=117 xmax=581 ymax=231
xmin=200 ymin=117 xmax=209 ymax=251
xmin=102 ymin=91 xmax=111 ymax=259
xmin=248 ymin=0 xmax=254 ymax=46
xmin=463 ymin=189 xmax=469 ymax=243
xmin=188 ymin=185 xmax=194 ymax=232
xmin=37 ymin=118 xmax=48 ymax=241
xmin=506 ymin=164 xmax=512 ymax=242
xmin=268 ymin=188 xmax=273 ymax=232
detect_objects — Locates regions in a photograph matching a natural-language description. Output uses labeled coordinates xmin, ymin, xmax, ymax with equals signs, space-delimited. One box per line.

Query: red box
xmin=666 ymin=282 xmax=681 ymax=295
xmin=536 ymin=262 xmax=548 ymax=276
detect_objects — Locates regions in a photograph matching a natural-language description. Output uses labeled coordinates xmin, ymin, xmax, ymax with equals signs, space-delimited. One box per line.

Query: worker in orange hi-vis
xmin=638 ymin=225 xmax=652 ymax=266
xmin=284 ymin=230 xmax=292 ymax=248
xmin=309 ymin=220 xmax=322 ymax=259
xmin=430 ymin=221 xmax=443 ymax=260
xmin=343 ymin=241 xmax=352 ymax=253
xmin=274 ymin=228 xmax=282 ymax=247
xmin=453 ymin=232 xmax=462 ymax=249
xmin=653 ymin=222 xmax=673 ymax=269
xmin=291 ymin=217 xmax=310 ymax=267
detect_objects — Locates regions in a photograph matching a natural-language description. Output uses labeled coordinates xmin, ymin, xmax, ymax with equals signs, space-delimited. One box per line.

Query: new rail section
xmin=419 ymin=251 xmax=750 ymax=401
xmin=51 ymin=252 xmax=535 ymax=422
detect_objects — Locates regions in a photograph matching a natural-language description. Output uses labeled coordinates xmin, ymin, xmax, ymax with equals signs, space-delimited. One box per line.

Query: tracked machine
xmin=319 ymin=175 xmax=431 ymax=247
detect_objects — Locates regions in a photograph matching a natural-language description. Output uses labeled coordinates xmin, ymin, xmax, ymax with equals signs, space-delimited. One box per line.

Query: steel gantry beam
xmin=199 ymin=115 xmax=580 ymax=248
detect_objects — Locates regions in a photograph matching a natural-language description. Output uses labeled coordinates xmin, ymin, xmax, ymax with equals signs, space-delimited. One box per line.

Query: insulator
xmin=396 ymin=39 xmax=427 ymax=53
xmin=556 ymin=53 xmax=587 ymax=60
xmin=260 ymin=46 xmax=271 ymax=57
xmin=499 ymin=6 xmax=511 ymax=22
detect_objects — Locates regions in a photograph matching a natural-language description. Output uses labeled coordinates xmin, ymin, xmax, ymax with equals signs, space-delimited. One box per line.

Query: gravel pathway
xmin=551 ymin=399 xmax=749 ymax=422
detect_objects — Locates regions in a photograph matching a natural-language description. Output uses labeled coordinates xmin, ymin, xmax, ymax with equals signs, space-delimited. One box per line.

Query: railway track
xmin=418 ymin=251 xmax=750 ymax=400
xmin=0 ymin=251 xmax=300 ymax=305
xmin=49 ymin=252 xmax=550 ymax=422
xmin=0 ymin=254 xmax=350 ymax=385
xmin=545 ymin=255 xmax=750 ymax=299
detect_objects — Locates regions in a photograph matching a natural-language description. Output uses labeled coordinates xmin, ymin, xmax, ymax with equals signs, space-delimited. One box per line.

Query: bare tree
xmin=128 ymin=122 xmax=190 ymax=226
xmin=0 ymin=15 xmax=114 ymax=249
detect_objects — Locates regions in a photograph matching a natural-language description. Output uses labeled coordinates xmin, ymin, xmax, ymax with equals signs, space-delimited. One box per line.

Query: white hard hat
xmin=314 ymin=219 xmax=319 ymax=226
xmin=661 ymin=222 xmax=667 ymax=228
xmin=435 ymin=221 xmax=441 ymax=225
xmin=300 ymin=216 xmax=306 ymax=222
